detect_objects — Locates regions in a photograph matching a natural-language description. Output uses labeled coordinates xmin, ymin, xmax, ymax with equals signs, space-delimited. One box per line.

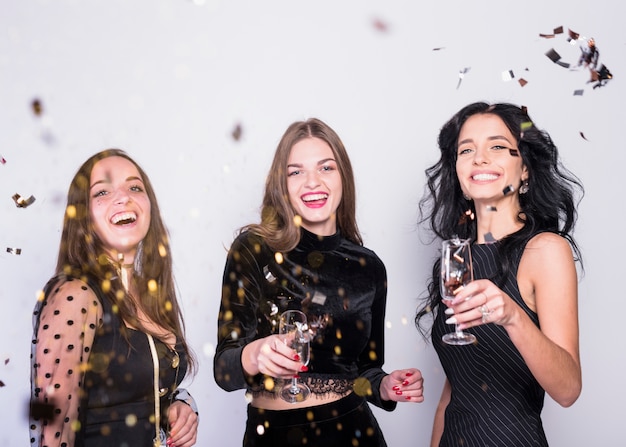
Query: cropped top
xmin=214 ymin=228 xmax=395 ymax=410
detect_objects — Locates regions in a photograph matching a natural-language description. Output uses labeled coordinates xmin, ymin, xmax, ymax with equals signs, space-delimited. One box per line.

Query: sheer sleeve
xmin=30 ymin=278 xmax=102 ymax=447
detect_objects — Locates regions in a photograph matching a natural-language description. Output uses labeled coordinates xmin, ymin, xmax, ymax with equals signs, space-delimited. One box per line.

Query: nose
xmin=112 ymin=188 xmax=130 ymax=205
xmin=472 ymin=147 xmax=490 ymax=165
xmin=304 ymin=170 xmax=321 ymax=188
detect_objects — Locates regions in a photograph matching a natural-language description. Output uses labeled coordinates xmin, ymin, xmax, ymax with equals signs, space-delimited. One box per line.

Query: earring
xmin=519 ymin=180 xmax=529 ymax=195
xmin=463 ymin=193 xmax=471 ymax=200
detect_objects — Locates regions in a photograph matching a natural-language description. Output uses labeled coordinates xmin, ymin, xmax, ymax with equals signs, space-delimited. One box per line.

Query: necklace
xmin=147 ymin=334 xmax=180 ymax=447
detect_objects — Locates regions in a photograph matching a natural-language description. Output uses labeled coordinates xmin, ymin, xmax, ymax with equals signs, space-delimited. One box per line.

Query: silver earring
xmin=519 ymin=180 xmax=529 ymax=195
xmin=463 ymin=193 xmax=471 ymax=200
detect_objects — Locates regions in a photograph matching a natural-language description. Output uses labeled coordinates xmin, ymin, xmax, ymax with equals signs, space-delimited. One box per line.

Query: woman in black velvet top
xmin=415 ymin=103 xmax=583 ymax=446
xmin=214 ymin=118 xmax=424 ymax=446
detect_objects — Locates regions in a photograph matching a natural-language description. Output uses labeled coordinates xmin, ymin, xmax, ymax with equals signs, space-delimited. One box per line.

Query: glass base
xmin=280 ymin=383 xmax=311 ymax=403
xmin=442 ymin=332 xmax=476 ymax=346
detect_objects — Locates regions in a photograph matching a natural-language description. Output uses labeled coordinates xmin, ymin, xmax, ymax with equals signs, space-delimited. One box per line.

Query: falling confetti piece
xmin=545 ymin=48 xmax=570 ymax=68
xmin=567 ymin=28 xmax=580 ymax=42
xmin=231 ymin=123 xmax=243 ymax=141
xmin=0 ymin=155 xmax=6 ymax=164
xmin=518 ymin=78 xmax=528 ymax=87
xmin=432 ymin=47 xmax=445 ymax=51
xmin=579 ymin=132 xmax=588 ymax=140
xmin=573 ymin=89 xmax=584 ymax=96
xmin=372 ymin=18 xmax=389 ymax=32
xmin=590 ymin=64 xmax=613 ymax=89
xmin=31 ymin=98 xmax=43 ymax=116
xmin=539 ymin=26 xmax=564 ymax=39
xmin=12 ymin=193 xmax=36 ymax=208
xmin=502 ymin=70 xmax=515 ymax=81
xmin=456 ymin=67 xmax=471 ymax=89
xmin=6 ymin=247 xmax=22 ymax=255
xmin=503 ymin=185 xmax=515 ymax=195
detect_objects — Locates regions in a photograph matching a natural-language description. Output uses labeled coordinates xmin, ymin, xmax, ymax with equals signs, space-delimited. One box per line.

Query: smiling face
xmin=456 ymin=113 xmax=528 ymax=204
xmin=89 ymin=156 xmax=151 ymax=263
xmin=286 ymin=137 xmax=342 ymax=236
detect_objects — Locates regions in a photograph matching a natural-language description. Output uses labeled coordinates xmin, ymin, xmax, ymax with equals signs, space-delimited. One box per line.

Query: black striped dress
xmin=433 ymin=241 xmax=548 ymax=447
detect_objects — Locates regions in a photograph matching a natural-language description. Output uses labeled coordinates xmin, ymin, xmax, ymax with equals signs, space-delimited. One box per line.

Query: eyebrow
xmin=458 ymin=135 xmax=514 ymax=147
xmin=90 ymin=175 xmax=144 ymax=189
xmin=287 ymin=158 xmax=336 ymax=168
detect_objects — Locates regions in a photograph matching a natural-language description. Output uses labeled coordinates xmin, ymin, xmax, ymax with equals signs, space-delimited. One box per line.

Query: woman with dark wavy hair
xmin=215 ymin=118 xmax=424 ymax=446
xmin=30 ymin=149 xmax=198 ymax=447
xmin=415 ymin=103 xmax=583 ymax=446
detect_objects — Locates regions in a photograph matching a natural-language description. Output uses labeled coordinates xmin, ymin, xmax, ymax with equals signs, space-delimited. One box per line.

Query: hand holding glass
xmin=278 ymin=310 xmax=311 ymax=403
xmin=440 ymin=237 xmax=476 ymax=345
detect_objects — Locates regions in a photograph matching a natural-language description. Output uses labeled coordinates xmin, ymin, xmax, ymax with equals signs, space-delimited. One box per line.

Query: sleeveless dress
xmin=433 ymin=241 xmax=548 ymax=447
xmin=30 ymin=276 xmax=189 ymax=447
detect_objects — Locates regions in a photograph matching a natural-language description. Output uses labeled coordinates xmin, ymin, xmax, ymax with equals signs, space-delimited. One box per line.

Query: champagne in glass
xmin=279 ymin=310 xmax=311 ymax=403
xmin=440 ymin=237 xmax=477 ymax=345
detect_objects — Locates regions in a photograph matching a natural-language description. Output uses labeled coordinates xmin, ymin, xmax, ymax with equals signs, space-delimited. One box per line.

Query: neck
xmin=473 ymin=199 xmax=523 ymax=243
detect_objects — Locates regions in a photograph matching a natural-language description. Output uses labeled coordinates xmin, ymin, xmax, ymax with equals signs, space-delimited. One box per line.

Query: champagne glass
xmin=278 ymin=310 xmax=311 ymax=403
xmin=440 ymin=237 xmax=476 ymax=345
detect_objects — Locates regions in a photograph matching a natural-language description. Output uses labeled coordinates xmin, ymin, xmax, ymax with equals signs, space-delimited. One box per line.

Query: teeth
xmin=111 ymin=212 xmax=136 ymax=224
xmin=473 ymin=173 xmax=498 ymax=181
xmin=303 ymin=193 xmax=328 ymax=202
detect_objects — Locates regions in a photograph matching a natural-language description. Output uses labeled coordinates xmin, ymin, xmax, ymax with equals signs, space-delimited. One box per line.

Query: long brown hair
xmin=244 ymin=118 xmax=362 ymax=252
xmin=56 ymin=148 xmax=195 ymax=372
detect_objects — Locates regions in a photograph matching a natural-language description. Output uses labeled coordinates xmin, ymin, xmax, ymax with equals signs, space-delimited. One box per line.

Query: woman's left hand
xmin=167 ymin=401 xmax=199 ymax=447
xmin=380 ymin=368 xmax=424 ymax=403
xmin=445 ymin=279 xmax=521 ymax=330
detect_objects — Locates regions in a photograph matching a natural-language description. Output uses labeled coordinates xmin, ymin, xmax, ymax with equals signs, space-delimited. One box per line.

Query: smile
xmin=111 ymin=211 xmax=137 ymax=225
xmin=302 ymin=193 xmax=328 ymax=202
xmin=472 ymin=173 xmax=499 ymax=181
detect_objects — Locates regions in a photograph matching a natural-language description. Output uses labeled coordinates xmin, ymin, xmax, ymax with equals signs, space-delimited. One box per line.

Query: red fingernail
xmin=405 ymin=372 xmax=413 ymax=377
xmin=392 ymin=385 xmax=400 ymax=391
xmin=300 ymin=365 xmax=308 ymax=372
xmin=405 ymin=396 xmax=411 ymax=400
xmin=395 ymin=390 xmax=403 ymax=395
xmin=293 ymin=354 xmax=300 ymax=361
xmin=402 ymin=380 xmax=409 ymax=386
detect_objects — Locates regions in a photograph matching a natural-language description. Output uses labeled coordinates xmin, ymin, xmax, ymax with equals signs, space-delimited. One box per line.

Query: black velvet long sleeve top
xmin=214 ymin=228 xmax=395 ymax=411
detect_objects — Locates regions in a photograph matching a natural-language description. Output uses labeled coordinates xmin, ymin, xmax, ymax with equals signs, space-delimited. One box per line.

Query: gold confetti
xmin=12 ymin=193 xmax=36 ymax=208
xmin=6 ymin=247 xmax=22 ymax=255
xmin=66 ymin=205 xmax=77 ymax=219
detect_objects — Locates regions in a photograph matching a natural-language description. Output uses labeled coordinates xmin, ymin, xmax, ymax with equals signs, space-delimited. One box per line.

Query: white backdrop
xmin=1 ymin=0 xmax=623 ymax=445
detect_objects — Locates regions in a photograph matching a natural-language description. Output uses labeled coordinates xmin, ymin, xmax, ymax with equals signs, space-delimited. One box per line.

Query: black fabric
xmin=31 ymin=275 xmax=188 ymax=447
xmin=243 ymin=393 xmax=387 ymax=447
xmin=433 ymin=240 xmax=547 ymax=447
xmin=214 ymin=227 xmax=395 ymax=411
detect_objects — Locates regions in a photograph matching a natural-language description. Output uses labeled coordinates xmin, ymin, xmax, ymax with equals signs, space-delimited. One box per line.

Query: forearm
xmin=430 ymin=380 xmax=450 ymax=447
xmin=506 ymin=311 xmax=581 ymax=406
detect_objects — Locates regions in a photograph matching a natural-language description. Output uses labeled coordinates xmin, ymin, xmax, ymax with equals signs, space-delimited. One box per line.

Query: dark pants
xmin=244 ymin=393 xmax=387 ymax=447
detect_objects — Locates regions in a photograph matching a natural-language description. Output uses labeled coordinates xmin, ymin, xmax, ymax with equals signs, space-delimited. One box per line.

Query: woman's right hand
xmin=241 ymin=334 xmax=307 ymax=379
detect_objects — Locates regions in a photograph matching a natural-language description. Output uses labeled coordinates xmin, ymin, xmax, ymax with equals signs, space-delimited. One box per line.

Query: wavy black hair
xmin=415 ymin=102 xmax=584 ymax=337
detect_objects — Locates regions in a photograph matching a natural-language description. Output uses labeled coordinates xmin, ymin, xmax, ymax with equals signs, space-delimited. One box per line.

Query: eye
xmin=490 ymin=145 xmax=509 ymax=151
xmin=458 ymin=147 xmax=473 ymax=156
xmin=287 ymin=169 xmax=301 ymax=177
xmin=92 ymin=190 xmax=108 ymax=198
xmin=130 ymin=184 xmax=144 ymax=193
xmin=319 ymin=165 xmax=335 ymax=173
